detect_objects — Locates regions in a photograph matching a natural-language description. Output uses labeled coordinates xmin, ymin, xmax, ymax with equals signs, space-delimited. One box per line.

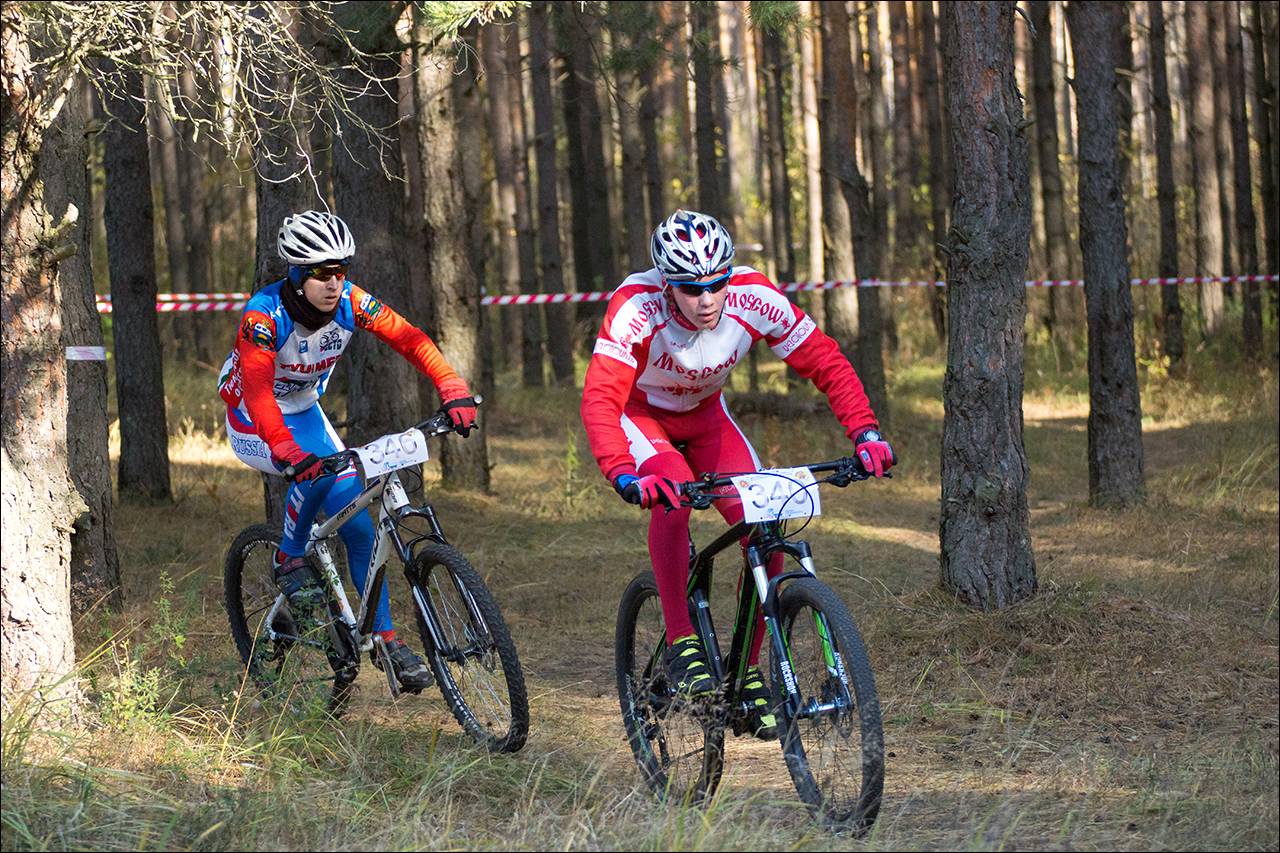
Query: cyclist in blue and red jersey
xmin=219 ymin=210 xmax=477 ymax=691
xmin=581 ymin=209 xmax=896 ymax=738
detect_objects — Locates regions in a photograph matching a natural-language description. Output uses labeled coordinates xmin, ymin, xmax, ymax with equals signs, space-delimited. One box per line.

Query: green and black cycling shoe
xmin=665 ymin=635 xmax=716 ymax=698
xmin=741 ymin=664 xmax=778 ymax=740
xmin=380 ymin=639 xmax=434 ymax=692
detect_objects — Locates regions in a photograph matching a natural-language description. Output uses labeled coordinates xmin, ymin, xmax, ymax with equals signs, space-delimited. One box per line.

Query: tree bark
xmin=889 ymin=1 xmax=921 ymax=273
xmin=482 ymin=22 xmax=527 ymax=379
xmin=760 ymin=26 xmax=795 ymax=285
xmin=917 ymin=0 xmax=948 ymax=342
xmin=413 ymin=22 xmax=490 ymax=491
xmin=611 ymin=3 xmax=654 ymax=274
xmin=818 ymin=0 xmax=888 ymax=425
xmin=1029 ymin=1 xmax=1070 ymax=334
xmin=1147 ymin=1 xmax=1185 ymax=366
xmin=692 ymin=0 xmax=723 ymax=217
xmin=103 ymin=64 xmax=172 ymax=503
xmin=864 ymin=2 xmax=890 ymax=280
xmin=799 ymin=0 xmax=823 ymax=323
xmin=505 ymin=18 xmax=544 ymax=387
xmin=1210 ymin=2 xmax=1236 ymax=288
xmin=529 ymin=4 xmax=575 ymax=385
xmin=1 ymin=4 xmax=84 ymax=697
xmin=938 ymin=0 xmax=1037 ymax=610
xmin=177 ymin=62 xmax=216 ymax=364
xmin=50 ymin=79 xmax=122 ymax=615
xmin=149 ymin=78 xmax=192 ymax=301
xmin=1068 ymin=0 xmax=1145 ymax=508
xmin=1185 ymin=2 xmax=1227 ymax=332
xmin=1252 ymin=0 xmax=1278 ymax=281
xmin=639 ymin=31 xmax=665 ymax=227
xmin=1225 ymin=1 xmax=1262 ymax=357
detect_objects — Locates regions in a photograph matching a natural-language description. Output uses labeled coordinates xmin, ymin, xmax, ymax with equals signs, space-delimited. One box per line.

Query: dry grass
xmin=2 ymin=347 xmax=1277 ymax=851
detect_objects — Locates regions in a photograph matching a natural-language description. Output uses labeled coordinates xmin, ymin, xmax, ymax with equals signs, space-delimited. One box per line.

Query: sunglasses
xmin=669 ymin=269 xmax=732 ymax=297
xmin=306 ymin=264 xmax=348 ymax=282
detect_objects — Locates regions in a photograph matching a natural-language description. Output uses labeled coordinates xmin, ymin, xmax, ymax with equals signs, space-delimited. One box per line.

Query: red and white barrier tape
xmin=94 ymin=274 xmax=1279 ymax=313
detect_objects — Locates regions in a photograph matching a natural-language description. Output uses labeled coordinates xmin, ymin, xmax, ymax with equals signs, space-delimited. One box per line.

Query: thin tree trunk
xmin=692 ymin=0 xmax=723 ymax=217
xmin=760 ymin=26 xmax=795 ymax=284
xmin=889 ymin=1 xmax=920 ymax=272
xmin=149 ymin=78 xmax=191 ymax=301
xmin=50 ymin=78 xmax=121 ymax=614
xmin=529 ymin=3 xmax=575 ymax=385
xmin=482 ymin=22 xmax=526 ymax=378
xmin=918 ymin=0 xmax=948 ymax=342
xmin=799 ymin=0 xmax=824 ymax=330
xmin=1030 ymin=1 xmax=1070 ymax=334
xmin=506 ymin=17 xmax=544 ymax=387
xmin=612 ymin=8 xmax=652 ymax=273
xmin=1252 ymin=0 xmax=1278 ymax=281
xmin=669 ymin=2 xmax=692 ymax=172
xmin=865 ymin=1 xmax=890 ymax=280
xmin=1185 ymin=1 xmax=1226 ymax=333
xmin=1 ymin=5 xmax=84 ymax=697
xmin=1148 ymin=0 xmax=1185 ymax=366
xmin=414 ymin=21 xmax=490 ymax=490
xmin=938 ymin=0 xmax=1037 ymax=610
xmin=818 ymin=0 xmax=887 ymax=425
xmin=104 ymin=64 xmax=172 ymax=503
xmin=1210 ymin=1 xmax=1236 ymax=287
xmin=177 ymin=63 xmax=216 ymax=365
xmin=639 ymin=6 xmax=666 ymax=227
xmin=1225 ymin=1 xmax=1262 ymax=357
xmin=1068 ymin=0 xmax=1145 ymax=508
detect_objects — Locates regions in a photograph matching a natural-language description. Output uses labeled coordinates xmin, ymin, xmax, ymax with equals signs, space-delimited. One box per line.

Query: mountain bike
xmin=614 ymin=456 xmax=886 ymax=832
xmin=223 ymin=399 xmax=529 ymax=753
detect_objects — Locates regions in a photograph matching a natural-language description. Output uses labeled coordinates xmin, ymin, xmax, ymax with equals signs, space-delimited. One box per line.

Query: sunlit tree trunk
xmin=1185 ymin=2 xmax=1226 ymax=333
xmin=1252 ymin=0 xmax=1278 ymax=282
xmin=760 ymin=25 xmax=795 ymax=285
xmin=938 ymin=0 xmax=1037 ymax=610
xmin=917 ymin=0 xmax=947 ymax=342
xmin=692 ymin=0 xmax=723 ymax=217
xmin=798 ymin=0 xmax=824 ymax=329
xmin=1210 ymin=1 xmax=1236 ymax=288
xmin=1148 ymin=0 xmax=1185 ymax=366
xmin=1224 ymin=1 xmax=1261 ymax=357
xmin=1029 ymin=1 xmax=1069 ymax=334
xmin=1068 ymin=0 xmax=1145 ymax=508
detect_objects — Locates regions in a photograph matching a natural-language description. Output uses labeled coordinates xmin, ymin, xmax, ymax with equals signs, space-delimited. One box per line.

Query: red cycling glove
xmin=853 ymin=429 xmax=896 ymax=478
xmin=614 ymin=473 xmax=681 ymax=509
xmin=437 ymin=378 xmax=478 ymax=437
xmin=271 ymin=440 xmax=324 ymax=482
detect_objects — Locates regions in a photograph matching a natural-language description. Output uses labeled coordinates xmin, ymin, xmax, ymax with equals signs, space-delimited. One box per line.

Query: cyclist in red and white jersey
xmin=581 ymin=209 xmax=895 ymax=738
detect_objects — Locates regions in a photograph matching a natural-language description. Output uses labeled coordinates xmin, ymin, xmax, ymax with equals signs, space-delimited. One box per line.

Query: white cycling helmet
xmin=277 ymin=211 xmax=356 ymax=266
xmin=650 ymin=209 xmax=735 ymax=281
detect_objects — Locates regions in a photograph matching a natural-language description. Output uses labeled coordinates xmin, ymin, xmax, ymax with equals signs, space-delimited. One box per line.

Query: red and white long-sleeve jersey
xmin=580 ymin=266 xmax=880 ymax=481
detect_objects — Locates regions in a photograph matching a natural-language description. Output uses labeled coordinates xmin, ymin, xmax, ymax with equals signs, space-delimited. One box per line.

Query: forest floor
xmin=3 ymin=341 xmax=1278 ymax=851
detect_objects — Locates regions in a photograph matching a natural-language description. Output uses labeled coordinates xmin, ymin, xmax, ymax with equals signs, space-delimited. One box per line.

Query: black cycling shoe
xmin=382 ymin=640 xmax=434 ymax=691
xmin=741 ymin=665 xmax=778 ymax=740
xmin=274 ymin=553 xmax=325 ymax=611
xmin=665 ymin=635 xmax=716 ymax=697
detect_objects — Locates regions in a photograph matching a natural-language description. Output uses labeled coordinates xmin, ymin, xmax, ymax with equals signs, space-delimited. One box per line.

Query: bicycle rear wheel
xmin=772 ymin=577 xmax=883 ymax=833
xmin=615 ymin=572 xmax=725 ymax=805
xmin=223 ymin=524 xmax=356 ymax=717
xmin=409 ymin=543 xmax=528 ymax=752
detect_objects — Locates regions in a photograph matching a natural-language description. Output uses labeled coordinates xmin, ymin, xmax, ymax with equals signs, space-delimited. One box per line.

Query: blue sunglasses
xmin=668 ymin=269 xmax=732 ymax=296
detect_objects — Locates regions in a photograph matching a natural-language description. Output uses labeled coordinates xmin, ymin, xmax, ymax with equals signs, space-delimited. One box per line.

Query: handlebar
xmin=281 ymin=395 xmax=483 ymax=482
xmin=677 ymin=455 xmax=892 ymax=511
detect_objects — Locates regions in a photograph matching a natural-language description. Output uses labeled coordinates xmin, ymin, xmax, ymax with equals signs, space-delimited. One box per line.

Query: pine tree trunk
xmin=1185 ymin=2 xmax=1227 ymax=332
xmin=692 ymin=0 xmax=723 ymax=217
xmin=332 ymin=19 xmax=419 ymax=447
xmin=889 ymin=1 xmax=921 ymax=273
xmin=799 ymin=0 xmax=824 ymax=321
xmin=529 ymin=3 xmax=576 ymax=386
xmin=413 ymin=23 xmax=490 ymax=491
xmin=864 ymin=2 xmax=890 ymax=280
xmin=818 ymin=0 xmax=887 ymax=425
xmin=1210 ymin=2 xmax=1236 ymax=288
xmin=760 ymin=27 xmax=795 ymax=284
xmin=149 ymin=79 xmax=192 ymax=302
xmin=938 ymin=0 xmax=1037 ymax=610
xmin=1 ymin=5 xmax=84 ymax=697
xmin=1148 ymin=0 xmax=1185 ymax=366
xmin=639 ymin=45 xmax=665 ymax=227
xmin=613 ymin=10 xmax=652 ymax=275
xmin=1068 ymin=0 xmax=1145 ymax=508
xmin=1252 ymin=0 xmax=1278 ymax=281
xmin=917 ymin=0 xmax=948 ymax=342
xmin=482 ymin=23 xmax=526 ymax=378
xmin=1030 ymin=1 xmax=1070 ymax=332
xmin=1225 ymin=1 xmax=1262 ymax=357
xmin=505 ymin=18 xmax=544 ymax=387
xmin=103 ymin=64 xmax=172 ymax=503
xmin=177 ymin=63 xmax=216 ymax=364
xmin=48 ymin=77 xmax=122 ymax=615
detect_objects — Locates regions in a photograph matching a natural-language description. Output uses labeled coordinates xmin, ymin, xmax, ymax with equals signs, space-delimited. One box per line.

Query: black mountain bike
xmin=224 ymin=400 xmax=528 ymax=753
xmin=615 ymin=456 xmax=886 ymax=832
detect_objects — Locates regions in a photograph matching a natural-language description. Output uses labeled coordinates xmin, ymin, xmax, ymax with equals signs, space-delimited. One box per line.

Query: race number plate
xmin=731 ymin=467 xmax=821 ymax=523
xmin=354 ymin=428 xmax=429 ymax=478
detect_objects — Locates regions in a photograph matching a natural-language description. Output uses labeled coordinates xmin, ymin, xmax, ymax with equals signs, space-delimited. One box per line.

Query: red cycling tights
xmin=622 ymin=395 xmax=785 ymax=664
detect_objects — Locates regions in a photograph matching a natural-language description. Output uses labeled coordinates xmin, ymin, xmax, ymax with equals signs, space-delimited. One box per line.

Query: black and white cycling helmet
xmin=277 ymin=211 xmax=356 ymax=266
xmin=650 ymin=209 xmax=735 ymax=281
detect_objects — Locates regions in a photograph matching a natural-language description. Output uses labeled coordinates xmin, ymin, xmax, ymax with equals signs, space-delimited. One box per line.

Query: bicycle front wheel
xmin=772 ymin=577 xmax=883 ymax=833
xmin=223 ymin=524 xmax=356 ymax=717
xmin=409 ymin=543 xmax=528 ymax=753
xmin=615 ymin=572 xmax=725 ymax=805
